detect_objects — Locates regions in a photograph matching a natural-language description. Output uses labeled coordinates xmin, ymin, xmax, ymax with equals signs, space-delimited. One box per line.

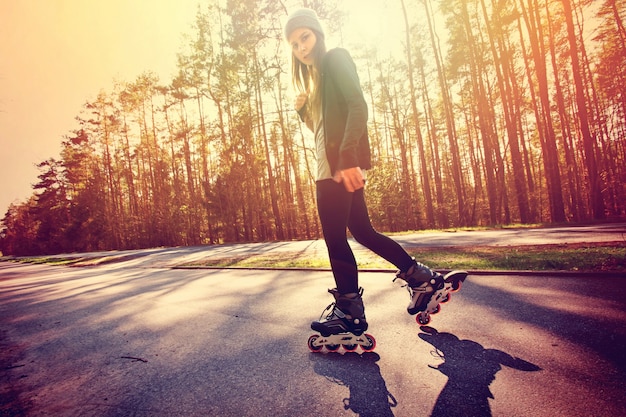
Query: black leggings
xmin=316 ymin=179 xmax=414 ymax=294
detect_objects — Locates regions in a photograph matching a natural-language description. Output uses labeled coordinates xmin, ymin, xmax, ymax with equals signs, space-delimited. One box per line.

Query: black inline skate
xmin=394 ymin=259 xmax=467 ymax=325
xmin=308 ymin=288 xmax=376 ymax=353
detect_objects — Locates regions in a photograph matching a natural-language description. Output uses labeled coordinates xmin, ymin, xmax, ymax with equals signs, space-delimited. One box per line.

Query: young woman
xmin=284 ymin=9 xmax=462 ymax=336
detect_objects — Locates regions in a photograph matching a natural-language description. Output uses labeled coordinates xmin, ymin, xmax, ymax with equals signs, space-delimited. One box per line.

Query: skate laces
xmin=394 ymin=268 xmax=434 ymax=301
xmin=394 ymin=261 xmax=441 ymax=289
xmin=317 ymin=287 xmax=367 ymax=322
xmin=319 ymin=302 xmax=344 ymax=321
xmin=393 ymin=275 xmax=411 ymax=292
xmin=393 ymin=276 xmax=421 ymax=299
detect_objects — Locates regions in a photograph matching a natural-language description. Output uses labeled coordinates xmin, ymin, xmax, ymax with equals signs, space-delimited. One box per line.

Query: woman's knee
xmin=350 ymin=226 xmax=379 ymax=247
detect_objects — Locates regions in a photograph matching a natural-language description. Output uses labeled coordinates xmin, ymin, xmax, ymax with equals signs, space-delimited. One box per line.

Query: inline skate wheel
xmin=361 ymin=334 xmax=376 ymax=352
xmin=440 ymin=294 xmax=450 ymax=303
xmin=326 ymin=344 xmax=340 ymax=352
xmin=452 ymin=280 xmax=462 ymax=292
xmin=416 ymin=313 xmax=431 ymax=325
xmin=432 ymin=304 xmax=441 ymax=314
xmin=343 ymin=344 xmax=358 ymax=352
xmin=308 ymin=334 xmax=323 ymax=352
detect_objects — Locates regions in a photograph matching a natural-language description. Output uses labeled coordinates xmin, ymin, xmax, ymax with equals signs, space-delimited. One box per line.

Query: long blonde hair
xmin=291 ymin=29 xmax=326 ymax=124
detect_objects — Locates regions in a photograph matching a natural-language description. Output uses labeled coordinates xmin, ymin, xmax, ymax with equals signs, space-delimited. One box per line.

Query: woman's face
xmin=288 ymin=27 xmax=317 ymax=66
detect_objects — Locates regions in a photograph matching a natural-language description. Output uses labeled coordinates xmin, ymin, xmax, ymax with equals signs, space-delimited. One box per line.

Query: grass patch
xmin=404 ymin=242 xmax=626 ymax=271
xmin=186 ymin=255 xmax=331 ymax=269
xmin=387 ymin=223 xmax=546 ymax=235
xmin=4 ymin=257 xmax=82 ymax=266
xmin=185 ymin=242 xmax=626 ymax=272
xmin=3 ymin=254 xmax=141 ymax=267
xmin=5 ymin=241 xmax=624 ymax=272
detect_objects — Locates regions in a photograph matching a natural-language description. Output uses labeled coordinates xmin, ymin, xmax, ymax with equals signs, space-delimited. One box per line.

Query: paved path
xmin=23 ymin=222 xmax=626 ymax=269
xmin=1 ymin=258 xmax=625 ymax=416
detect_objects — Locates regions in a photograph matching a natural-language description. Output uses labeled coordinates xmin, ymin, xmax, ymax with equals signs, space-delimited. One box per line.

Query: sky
xmin=0 ymin=0 xmax=200 ymax=216
xmin=0 ymin=0 xmax=403 ymax=218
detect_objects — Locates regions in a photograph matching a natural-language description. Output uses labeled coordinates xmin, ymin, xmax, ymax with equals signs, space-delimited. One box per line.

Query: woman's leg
xmin=348 ymin=188 xmax=451 ymax=314
xmin=347 ymin=188 xmax=414 ymax=271
xmin=316 ymin=180 xmax=359 ymax=294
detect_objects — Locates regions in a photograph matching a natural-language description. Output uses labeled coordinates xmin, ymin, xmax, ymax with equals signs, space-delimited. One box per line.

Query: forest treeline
xmin=1 ymin=0 xmax=625 ymax=256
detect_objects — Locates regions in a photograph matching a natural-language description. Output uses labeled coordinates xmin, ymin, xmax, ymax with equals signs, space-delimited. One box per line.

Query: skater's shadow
xmin=419 ymin=326 xmax=541 ymax=417
xmin=310 ymin=351 xmax=397 ymax=417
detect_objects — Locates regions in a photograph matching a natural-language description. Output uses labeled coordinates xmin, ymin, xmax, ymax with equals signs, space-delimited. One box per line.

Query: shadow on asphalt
xmin=309 ymin=351 xmax=397 ymax=417
xmin=464 ymin=276 xmax=626 ymax=375
xmin=307 ymin=324 xmax=542 ymax=417
xmin=418 ymin=326 xmax=541 ymax=417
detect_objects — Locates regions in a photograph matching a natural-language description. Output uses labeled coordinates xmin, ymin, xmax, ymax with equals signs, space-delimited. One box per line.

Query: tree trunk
xmin=560 ymin=0 xmax=605 ymax=219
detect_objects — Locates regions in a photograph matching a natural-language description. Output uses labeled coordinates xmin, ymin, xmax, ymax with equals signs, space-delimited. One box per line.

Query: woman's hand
xmin=294 ymin=92 xmax=308 ymax=112
xmin=333 ymin=167 xmax=365 ymax=192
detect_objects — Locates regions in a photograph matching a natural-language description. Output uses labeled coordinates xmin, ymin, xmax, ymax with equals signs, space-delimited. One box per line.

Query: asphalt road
xmin=1 ymin=252 xmax=625 ymax=416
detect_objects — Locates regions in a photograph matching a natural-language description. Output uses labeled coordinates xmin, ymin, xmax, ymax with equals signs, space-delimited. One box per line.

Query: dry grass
xmin=184 ymin=241 xmax=626 ymax=272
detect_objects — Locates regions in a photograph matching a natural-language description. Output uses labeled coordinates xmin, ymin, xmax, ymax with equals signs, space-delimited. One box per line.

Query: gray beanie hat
xmin=284 ymin=8 xmax=324 ymax=40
